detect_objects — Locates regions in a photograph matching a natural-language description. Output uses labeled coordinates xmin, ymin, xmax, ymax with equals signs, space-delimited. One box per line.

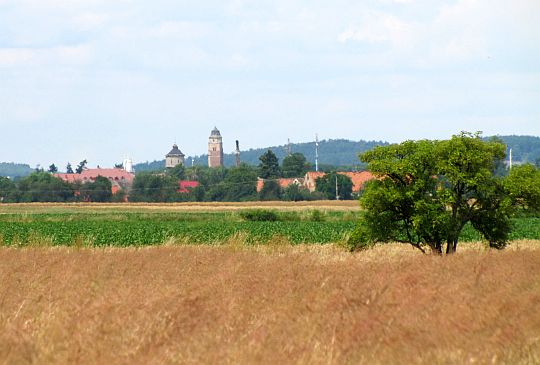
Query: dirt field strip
xmin=0 ymin=201 xmax=360 ymax=214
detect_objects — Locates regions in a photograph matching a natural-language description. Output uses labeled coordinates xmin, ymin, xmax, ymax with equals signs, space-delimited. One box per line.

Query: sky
xmin=0 ymin=0 xmax=539 ymax=169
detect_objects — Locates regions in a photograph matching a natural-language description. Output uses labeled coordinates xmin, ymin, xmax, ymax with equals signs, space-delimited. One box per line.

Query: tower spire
xmin=208 ymin=127 xmax=224 ymax=168
xmin=235 ymin=140 xmax=241 ymax=167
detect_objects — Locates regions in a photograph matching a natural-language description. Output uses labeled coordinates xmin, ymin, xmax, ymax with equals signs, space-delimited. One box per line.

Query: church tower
xmin=165 ymin=143 xmax=185 ymax=168
xmin=208 ymin=127 xmax=224 ymax=168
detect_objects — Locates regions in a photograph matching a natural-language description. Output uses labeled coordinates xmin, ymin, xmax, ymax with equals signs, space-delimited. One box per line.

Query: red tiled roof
xmin=302 ymin=171 xmax=375 ymax=193
xmin=256 ymin=179 xmax=265 ymax=192
xmin=55 ymin=168 xmax=134 ymax=184
xmin=278 ymin=178 xmax=304 ymax=188
xmin=338 ymin=171 xmax=375 ymax=192
xmin=178 ymin=180 xmax=200 ymax=193
xmin=305 ymin=172 xmax=326 ymax=180
xmin=256 ymin=178 xmax=304 ymax=192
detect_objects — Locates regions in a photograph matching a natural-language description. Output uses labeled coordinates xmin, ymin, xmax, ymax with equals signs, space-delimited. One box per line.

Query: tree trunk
xmin=446 ymin=239 xmax=457 ymax=254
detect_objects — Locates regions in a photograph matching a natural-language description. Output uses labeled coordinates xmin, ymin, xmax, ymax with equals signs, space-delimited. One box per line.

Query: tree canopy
xmin=282 ymin=153 xmax=311 ymax=178
xmin=48 ymin=164 xmax=58 ymax=173
xmin=259 ymin=180 xmax=282 ymax=201
xmin=258 ymin=150 xmax=281 ymax=179
xmin=81 ymin=176 xmax=113 ymax=202
xmin=75 ymin=160 xmax=88 ymax=174
xmin=17 ymin=172 xmax=75 ymax=202
xmin=350 ymin=132 xmax=535 ymax=254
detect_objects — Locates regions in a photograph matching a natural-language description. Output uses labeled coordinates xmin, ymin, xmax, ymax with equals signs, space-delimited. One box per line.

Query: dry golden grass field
xmin=0 ymin=201 xmax=359 ymax=214
xmin=1 ymin=241 xmax=540 ymax=365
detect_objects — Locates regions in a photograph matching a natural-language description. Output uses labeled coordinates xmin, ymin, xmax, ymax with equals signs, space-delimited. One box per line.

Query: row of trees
xmin=129 ymin=163 xmax=351 ymax=202
xmin=0 ymin=172 xmax=115 ymax=203
xmin=0 ymin=155 xmax=351 ymax=203
xmin=129 ymin=151 xmax=355 ymax=202
xmin=351 ymin=132 xmax=540 ymax=255
xmin=44 ymin=160 xmax=87 ymax=174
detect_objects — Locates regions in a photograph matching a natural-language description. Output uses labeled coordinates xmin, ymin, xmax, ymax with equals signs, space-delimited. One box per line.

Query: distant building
xmin=303 ymin=171 xmax=326 ymax=192
xmin=178 ymin=180 xmax=200 ymax=193
xmin=55 ymin=168 xmax=134 ymax=195
xmin=123 ymin=158 xmax=134 ymax=173
xmin=256 ymin=177 xmax=305 ymax=193
xmin=166 ymin=144 xmax=185 ymax=168
xmin=338 ymin=171 xmax=375 ymax=193
xmin=208 ymin=127 xmax=224 ymax=168
xmin=303 ymin=171 xmax=375 ymax=193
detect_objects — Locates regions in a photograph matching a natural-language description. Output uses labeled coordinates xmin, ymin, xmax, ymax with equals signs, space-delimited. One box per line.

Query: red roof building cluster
xmin=178 ymin=181 xmax=200 ymax=193
xmin=257 ymin=171 xmax=375 ymax=194
xmin=55 ymin=168 xmax=134 ymax=195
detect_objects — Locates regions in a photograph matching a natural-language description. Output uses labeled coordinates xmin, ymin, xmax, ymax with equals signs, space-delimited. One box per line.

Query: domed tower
xmin=166 ymin=143 xmax=185 ymax=168
xmin=208 ymin=127 xmax=224 ymax=168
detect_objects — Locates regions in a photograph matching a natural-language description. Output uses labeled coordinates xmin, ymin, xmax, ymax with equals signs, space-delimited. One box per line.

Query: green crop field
xmin=0 ymin=209 xmax=358 ymax=246
xmin=0 ymin=206 xmax=540 ymax=246
xmin=0 ymin=204 xmax=539 ymax=247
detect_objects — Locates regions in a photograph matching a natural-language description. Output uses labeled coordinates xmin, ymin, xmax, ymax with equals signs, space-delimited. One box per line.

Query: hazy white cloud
xmin=0 ymin=48 xmax=35 ymax=66
xmin=338 ymin=13 xmax=415 ymax=47
xmin=0 ymin=45 xmax=93 ymax=67
xmin=72 ymin=13 xmax=109 ymax=31
xmin=146 ymin=21 xmax=214 ymax=40
xmin=0 ymin=0 xmax=538 ymax=167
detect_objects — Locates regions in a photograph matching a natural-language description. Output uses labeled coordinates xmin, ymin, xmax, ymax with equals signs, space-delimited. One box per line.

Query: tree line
xmin=0 ymin=172 xmax=117 ymax=203
xmin=0 ymin=151 xmax=354 ymax=203
xmin=130 ymin=151 xmax=354 ymax=202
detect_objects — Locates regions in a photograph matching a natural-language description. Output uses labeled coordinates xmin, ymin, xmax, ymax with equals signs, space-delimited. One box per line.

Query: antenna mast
xmin=315 ymin=134 xmax=319 ymax=172
xmin=235 ymin=140 xmax=241 ymax=167
xmin=335 ymin=174 xmax=339 ymax=200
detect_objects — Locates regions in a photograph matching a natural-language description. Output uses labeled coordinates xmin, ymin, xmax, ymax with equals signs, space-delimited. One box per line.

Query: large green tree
xmin=222 ymin=164 xmax=258 ymax=201
xmin=258 ymin=150 xmax=281 ymax=179
xmin=351 ymin=132 xmax=532 ymax=255
xmin=259 ymin=180 xmax=282 ymax=201
xmin=505 ymin=163 xmax=540 ymax=212
xmin=130 ymin=172 xmax=179 ymax=202
xmin=282 ymin=153 xmax=311 ymax=178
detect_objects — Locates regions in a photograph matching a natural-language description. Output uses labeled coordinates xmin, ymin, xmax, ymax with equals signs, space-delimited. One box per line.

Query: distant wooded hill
xmin=2 ymin=135 xmax=539 ymax=177
xmin=135 ymin=139 xmax=389 ymax=172
xmin=0 ymin=162 xmax=33 ymax=178
xmin=134 ymin=135 xmax=540 ymax=172
xmin=486 ymin=135 xmax=540 ymax=164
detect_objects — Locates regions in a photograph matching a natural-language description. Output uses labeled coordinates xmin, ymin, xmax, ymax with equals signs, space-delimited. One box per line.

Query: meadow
xmin=1 ymin=243 xmax=540 ymax=364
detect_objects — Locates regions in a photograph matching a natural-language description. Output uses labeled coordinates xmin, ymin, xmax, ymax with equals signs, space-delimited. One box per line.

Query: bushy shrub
xmin=239 ymin=209 xmax=279 ymax=222
xmin=310 ymin=209 xmax=325 ymax=222
xmin=346 ymin=224 xmax=375 ymax=252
